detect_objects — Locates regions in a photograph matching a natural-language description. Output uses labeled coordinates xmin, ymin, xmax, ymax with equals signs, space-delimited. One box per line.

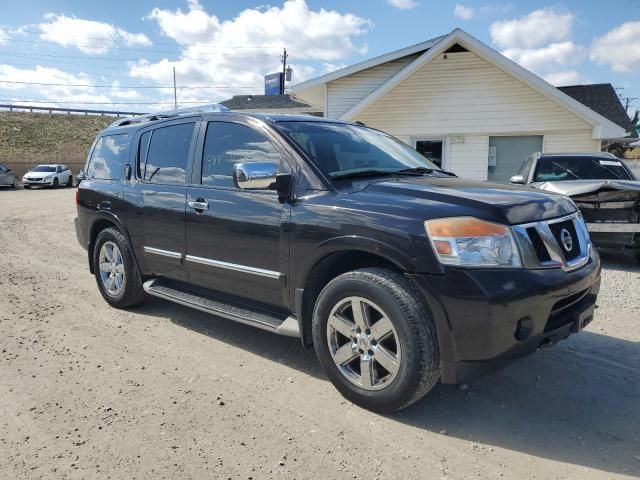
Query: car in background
xmin=0 ymin=163 xmax=18 ymax=188
xmin=23 ymin=164 xmax=73 ymax=189
xmin=511 ymin=152 xmax=640 ymax=262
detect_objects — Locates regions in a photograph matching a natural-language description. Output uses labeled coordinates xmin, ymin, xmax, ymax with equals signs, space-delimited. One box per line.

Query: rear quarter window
xmin=87 ymin=134 xmax=130 ymax=180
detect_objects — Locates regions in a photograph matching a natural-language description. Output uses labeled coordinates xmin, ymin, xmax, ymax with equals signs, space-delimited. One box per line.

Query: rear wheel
xmin=93 ymin=227 xmax=145 ymax=309
xmin=312 ymin=268 xmax=440 ymax=412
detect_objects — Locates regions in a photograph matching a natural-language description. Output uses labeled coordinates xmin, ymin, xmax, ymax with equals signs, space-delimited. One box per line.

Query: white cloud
xmin=454 ymin=4 xmax=475 ymax=20
xmin=489 ymin=8 xmax=589 ymax=85
xmin=0 ymin=29 xmax=7 ymax=45
xmin=132 ymin=0 xmax=371 ymax=102
xmin=590 ymin=21 xmax=640 ymax=72
xmin=502 ymin=41 xmax=584 ymax=72
xmin=544 ymin=70 xmax=589 ymax=86
xmin=490 ymin=9 xmax=573 ymax=49
xmin=387 ymin=0 xmax=419 ymax=10
xmin=38 ymin=13 xmax=151 ymax=54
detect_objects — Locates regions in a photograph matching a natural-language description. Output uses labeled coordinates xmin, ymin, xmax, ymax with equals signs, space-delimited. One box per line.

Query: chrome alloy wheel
xmin=98 ymin=241 xmax=125 ymax=297
xmin=326 ymin=296 xmax=402 ymax=391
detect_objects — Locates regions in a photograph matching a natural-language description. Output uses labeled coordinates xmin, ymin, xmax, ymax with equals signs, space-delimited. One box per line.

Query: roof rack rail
xmin=109 ymin=103 xmax=230 ymax=128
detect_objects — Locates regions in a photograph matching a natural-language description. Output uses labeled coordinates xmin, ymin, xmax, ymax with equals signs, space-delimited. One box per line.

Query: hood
xmin=361 ymin=176 xmax=576 ymax=225
xmin=533 ymin=179 xmax=640 ymax=197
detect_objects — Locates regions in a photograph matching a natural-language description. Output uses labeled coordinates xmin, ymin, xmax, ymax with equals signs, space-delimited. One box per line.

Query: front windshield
xmin=533 ymin=156 xmax=633 ymax=182
xmin=276 ymin=121 xmax=441 ymax=178
xmin=31 ymin=165 xmax=56 ymax=173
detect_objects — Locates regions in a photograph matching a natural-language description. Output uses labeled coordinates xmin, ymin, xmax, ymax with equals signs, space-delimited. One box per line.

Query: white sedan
xmin=23 ymin=164 xmax=73 ymax=188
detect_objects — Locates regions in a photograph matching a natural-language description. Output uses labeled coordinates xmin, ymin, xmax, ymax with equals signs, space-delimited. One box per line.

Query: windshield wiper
xmin=394 ymin=167 xmax=435 ymax=175
xmin=330 ymin=169 xmax=396 ymax=180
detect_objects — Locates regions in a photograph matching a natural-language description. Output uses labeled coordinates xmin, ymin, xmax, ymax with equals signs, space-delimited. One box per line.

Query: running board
xmin=143 ymin=279 xmax=300 ymax=338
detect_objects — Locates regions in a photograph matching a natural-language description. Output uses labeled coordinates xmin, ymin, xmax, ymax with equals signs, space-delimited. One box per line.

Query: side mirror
xmin=234 ymin=162 xmax=278 ymax=190
xmin=509 ymin=174 xmax=525 ymax=184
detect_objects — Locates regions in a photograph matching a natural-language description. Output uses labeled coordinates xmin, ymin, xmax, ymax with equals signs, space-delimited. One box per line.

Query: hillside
xmin=0 ymin=112 xmax=113 ymax=176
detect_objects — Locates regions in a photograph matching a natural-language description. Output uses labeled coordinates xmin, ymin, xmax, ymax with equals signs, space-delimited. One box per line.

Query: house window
xmin=415 ymin=139 xmax=444 ymax=167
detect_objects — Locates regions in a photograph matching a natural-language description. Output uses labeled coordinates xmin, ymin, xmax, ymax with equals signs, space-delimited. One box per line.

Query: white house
xmin=291 ymin=29 xmax=632 ymax=182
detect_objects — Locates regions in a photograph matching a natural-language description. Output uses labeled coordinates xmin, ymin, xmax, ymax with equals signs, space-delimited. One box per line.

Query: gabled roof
xmin=220 ymin=94 xmax=319 ymax=111
xmin=289 ymin=35 xmax=445 ymax=93
xmin=293 ymin=28 xmax=626 ymax=140
xmin=558 ymin=84 xmax=638 ymax=138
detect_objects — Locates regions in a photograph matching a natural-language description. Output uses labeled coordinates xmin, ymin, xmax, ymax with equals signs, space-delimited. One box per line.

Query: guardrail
xmin=0 ymin=103 xmax=146 ymax=117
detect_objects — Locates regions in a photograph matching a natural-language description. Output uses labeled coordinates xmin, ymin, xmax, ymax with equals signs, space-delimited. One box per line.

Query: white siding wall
xmin=543 ymin=132 xmax=600 ymax=152
xmin=326 ymin=54 xmax=420 ymax=118
xmin=344 ymin=50 xmax=598 ymax=180
xmin=355 ymin=51 xmax=593 ymax=134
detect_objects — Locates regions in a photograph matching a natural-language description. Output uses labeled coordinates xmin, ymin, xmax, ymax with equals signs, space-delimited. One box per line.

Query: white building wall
xmin=326 ymin=54 xmax=420 ymax=118
xmin=333 ymin=50 xmax=600 ymax=180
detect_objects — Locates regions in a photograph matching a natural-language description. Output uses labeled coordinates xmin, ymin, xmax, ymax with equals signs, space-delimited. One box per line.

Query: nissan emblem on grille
xmin=560 ymin=228 xmax=573 ymax=252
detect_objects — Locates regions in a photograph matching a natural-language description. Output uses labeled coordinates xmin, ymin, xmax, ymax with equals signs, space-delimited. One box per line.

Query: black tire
xmin=67 ymin=176 xmax=73 ymax=187
xmin=312 ymin=268 xmax=440 ymax=413
xmin=24 ymin=185 xmax=31 ymax=189
xmin=93 ymin=227 xmax=145 ymax=309
xmin=52 ymin=178 xmax=59 ymax=188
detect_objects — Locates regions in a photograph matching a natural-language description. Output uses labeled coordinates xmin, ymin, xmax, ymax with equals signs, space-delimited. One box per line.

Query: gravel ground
xmin=1 ymin=187 xmax=639 ymax=480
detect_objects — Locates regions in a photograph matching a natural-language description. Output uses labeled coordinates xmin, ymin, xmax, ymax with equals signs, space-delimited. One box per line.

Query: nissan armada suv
xmin=75 ymin=105 xmax=601 ymax=412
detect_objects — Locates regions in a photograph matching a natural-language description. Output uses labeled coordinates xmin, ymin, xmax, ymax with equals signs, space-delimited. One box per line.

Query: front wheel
xmin=52 ymin=178 xmax=59 ymax=188
xmin=93 ymin=227 xmax=145 ymax=309
xmin=312 ymin=268 xmax=440 ymax=412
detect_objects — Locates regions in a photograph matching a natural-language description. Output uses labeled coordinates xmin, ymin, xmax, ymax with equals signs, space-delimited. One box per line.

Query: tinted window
xmin=144 ymin=123 xmax=194 ymax=185
xmin=86 ymin=134 xmax=130 ymax=180
xmin=201 ymin=122 xmax=282 ymax=188
xmin=32 ymin=165 xmax=56 ymax=173
xmin=137 ymin=131 xmax=151 ymax=178
xmin=276 ymin=122 xmax=440 ymax=178
xmin=533 ymin=156 xmax=633 ymax=182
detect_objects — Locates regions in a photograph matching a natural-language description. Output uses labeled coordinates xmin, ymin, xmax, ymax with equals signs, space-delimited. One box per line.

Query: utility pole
xmin=281 ymin=48 xmax=288 ymax=95
xmin=173 ymin=66 xmax=178 ymax=109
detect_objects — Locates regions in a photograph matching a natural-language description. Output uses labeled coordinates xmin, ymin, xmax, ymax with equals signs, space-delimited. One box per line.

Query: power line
xmin=0 ymin=50 xmax=277 ymax=62
xmin=0 ymin=98 xmax=220 ymax=105
xmin=0 ymin=80 xmax=256 ymax=89
xmin=8 ymin=29 xmax=281 ymax=50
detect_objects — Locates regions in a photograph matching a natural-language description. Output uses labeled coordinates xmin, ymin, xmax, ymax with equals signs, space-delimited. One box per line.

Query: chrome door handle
xmin=188 ymin=201 xmax=209 ymax=210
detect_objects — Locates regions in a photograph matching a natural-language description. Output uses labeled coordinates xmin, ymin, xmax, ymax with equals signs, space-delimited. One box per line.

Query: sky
xmin=0 ymin=0 xmax=638 ymax=114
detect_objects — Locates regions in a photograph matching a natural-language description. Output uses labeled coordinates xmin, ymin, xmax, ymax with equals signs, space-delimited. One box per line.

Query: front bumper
xmin=410 ymin=248 xmax=601 ymax=384
xmin=23 ymin=178 xmax=54 ymax=186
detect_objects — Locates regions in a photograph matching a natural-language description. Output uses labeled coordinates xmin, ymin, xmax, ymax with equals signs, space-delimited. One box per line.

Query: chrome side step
xmin=143 ymin=279 xmax=300 ymax=338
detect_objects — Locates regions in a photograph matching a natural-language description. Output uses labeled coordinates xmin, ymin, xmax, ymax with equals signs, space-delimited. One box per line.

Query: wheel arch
xmin=87 ymin=213 xmax=138 ymax=274
xmin=294 ymin=241 xmax=419 ymax=348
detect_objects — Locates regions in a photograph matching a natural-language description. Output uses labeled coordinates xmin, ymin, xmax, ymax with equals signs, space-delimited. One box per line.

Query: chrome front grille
xmin=512 ymin=212 xmax=591 ymax=271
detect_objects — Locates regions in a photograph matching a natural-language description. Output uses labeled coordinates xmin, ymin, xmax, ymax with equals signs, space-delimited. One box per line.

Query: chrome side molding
xmin=185 ymin=255 xmax=283 ymax=280
xmin=143 ymin=246 xmax=183 ymax=259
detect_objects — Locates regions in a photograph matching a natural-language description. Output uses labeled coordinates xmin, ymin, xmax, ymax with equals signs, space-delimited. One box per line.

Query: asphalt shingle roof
xmin=558 ymin=83 xmax=638 ymax=138
xmin=220 ymin=94 xmax=317 ymax=111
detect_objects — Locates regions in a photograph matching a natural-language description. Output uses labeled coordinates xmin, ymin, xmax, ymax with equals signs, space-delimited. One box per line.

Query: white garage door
xmin=488 ymin=136 xmax=543 ymax=183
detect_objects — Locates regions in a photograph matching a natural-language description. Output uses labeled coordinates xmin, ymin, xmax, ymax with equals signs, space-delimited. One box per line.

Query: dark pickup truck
xmin=75 ymin=105 xmax=601 ymax=412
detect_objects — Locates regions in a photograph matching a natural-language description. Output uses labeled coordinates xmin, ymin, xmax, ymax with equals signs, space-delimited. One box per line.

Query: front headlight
xmin=424 ymin=217 xmax=522 ymax=268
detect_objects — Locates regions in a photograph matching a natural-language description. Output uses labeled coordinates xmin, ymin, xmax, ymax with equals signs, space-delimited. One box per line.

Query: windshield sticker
xmin=599 ymin=160 xmax=622 ymax=166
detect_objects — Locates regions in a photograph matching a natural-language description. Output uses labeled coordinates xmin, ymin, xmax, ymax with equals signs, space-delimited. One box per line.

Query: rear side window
xmin=142 ymin=123 xmax=195 ymax=185
xmin=201 ymin=122 xmax=283 ymax=188
xmin=87 ymin=134 xmax=130 ymax=180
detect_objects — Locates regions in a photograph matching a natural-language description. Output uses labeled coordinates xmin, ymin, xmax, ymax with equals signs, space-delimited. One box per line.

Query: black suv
xmin=75 ymin=105 xmax=601 ymax=412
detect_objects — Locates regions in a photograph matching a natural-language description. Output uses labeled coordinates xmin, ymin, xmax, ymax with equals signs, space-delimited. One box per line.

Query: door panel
xmin=124 ymin=120 xmax=198 ymax=281
xmin=488 ymin=136 xmax=543 ymax=183
xmin=185 ymin=120 xmax=290 ymax=310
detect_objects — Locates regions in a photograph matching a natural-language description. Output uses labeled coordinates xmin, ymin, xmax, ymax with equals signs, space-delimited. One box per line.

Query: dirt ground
xmin=1 ymin=187 xmax=639 ymax=480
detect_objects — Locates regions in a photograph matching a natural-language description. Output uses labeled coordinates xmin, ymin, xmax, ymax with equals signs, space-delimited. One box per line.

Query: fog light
xmin=514 ymin=316 xmax=533 ymax=341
